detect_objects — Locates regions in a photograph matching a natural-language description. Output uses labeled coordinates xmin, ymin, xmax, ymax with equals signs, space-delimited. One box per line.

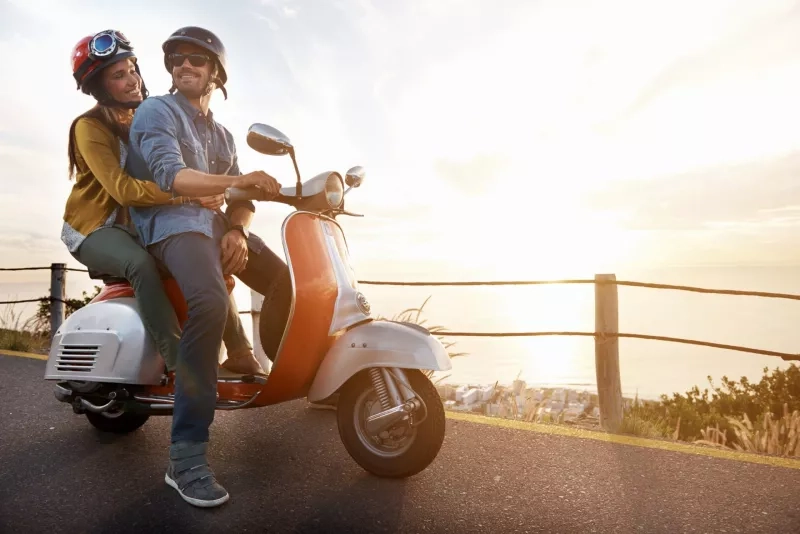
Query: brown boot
xmin=221 ymin=349 xmax=267 ymax=376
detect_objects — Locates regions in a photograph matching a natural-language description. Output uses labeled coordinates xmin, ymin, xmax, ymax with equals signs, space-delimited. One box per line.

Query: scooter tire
xmin=85 ymin=411 xmax=150 ymax=434
xmin=337 ymin=368 xmax=446 ymax=478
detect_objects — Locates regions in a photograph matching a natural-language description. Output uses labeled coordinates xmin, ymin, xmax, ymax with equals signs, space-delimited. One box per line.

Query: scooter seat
xmin=90 ymin=275 xmax=236 ymax=328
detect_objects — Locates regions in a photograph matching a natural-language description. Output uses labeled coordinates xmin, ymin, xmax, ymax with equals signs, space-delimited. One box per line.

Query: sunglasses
xmin=168 ymin=53 xmax=212 ymax=68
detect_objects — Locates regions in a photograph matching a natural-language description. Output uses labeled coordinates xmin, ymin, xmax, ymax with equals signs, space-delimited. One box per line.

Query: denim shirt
xmin=125 ymin=92 xmax=254 ymax=247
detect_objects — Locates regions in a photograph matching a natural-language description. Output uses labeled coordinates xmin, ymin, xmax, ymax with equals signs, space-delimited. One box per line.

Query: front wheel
xmin=337 ymin=368 xmax=446 ymax=478
xmin=85 ymin=409 xmax=150 ymax=434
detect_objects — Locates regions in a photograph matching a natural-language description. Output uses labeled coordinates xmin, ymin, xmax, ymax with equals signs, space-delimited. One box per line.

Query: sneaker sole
xmin=165 ymin=473 xmax=230 ymax=508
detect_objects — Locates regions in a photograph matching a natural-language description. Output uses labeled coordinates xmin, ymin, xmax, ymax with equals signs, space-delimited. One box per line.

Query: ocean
xmin=3 ymin=264 xmax=799 ymax=401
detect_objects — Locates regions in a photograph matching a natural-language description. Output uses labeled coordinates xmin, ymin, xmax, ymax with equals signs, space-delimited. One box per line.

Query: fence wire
xmin=359 ymin=278 xmax=800 ymax=301
xmin=0 ymin=297 xmax=71 ymax=306
xmin=3 ymin=265 xmax=800 ymax=360
xmin=0 ymin=267 xmax=88 ymax=273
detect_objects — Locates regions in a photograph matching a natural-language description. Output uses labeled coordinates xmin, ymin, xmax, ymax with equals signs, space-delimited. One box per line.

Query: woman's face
xmin=101 ymin=57 xmax=142 ymax=103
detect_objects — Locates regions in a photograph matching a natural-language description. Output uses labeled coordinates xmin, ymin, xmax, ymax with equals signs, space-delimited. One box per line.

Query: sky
xmin=2 ymin=0 xmax=800 ymax=306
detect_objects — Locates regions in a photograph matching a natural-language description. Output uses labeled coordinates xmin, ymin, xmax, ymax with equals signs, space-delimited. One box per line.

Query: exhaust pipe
xmin=78 ymin=397 xmax=119 ymax=414
xmin=73 ymin=390 xmax=120 ymax=414
xmin=54 ymin=384 xmax=73 ymax=403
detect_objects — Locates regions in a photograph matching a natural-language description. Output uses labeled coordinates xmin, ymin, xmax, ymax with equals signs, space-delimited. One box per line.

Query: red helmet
xmin=71 ymin=30 xmax=137 ymax=94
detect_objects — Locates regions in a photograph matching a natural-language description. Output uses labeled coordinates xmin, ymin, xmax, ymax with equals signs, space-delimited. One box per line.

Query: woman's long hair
xmin=67 ymin=79 xmax=135 ymax=180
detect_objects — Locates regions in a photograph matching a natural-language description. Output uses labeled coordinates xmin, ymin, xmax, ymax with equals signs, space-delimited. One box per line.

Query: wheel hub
xmin=355 ymin=392 xmax=417 ymax=457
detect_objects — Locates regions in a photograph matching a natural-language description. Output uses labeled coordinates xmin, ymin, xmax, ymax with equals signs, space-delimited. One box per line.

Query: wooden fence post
xmin=250 ymin=289 xmax=271 ymax=373
xmin=50 ymin=263 xmax=66 ymax=341
xmin=595 ymin=273 xmax=624 ymax=432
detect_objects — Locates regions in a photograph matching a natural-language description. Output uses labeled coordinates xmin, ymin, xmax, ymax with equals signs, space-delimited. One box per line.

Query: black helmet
xmin=162 ymin=26 xmax=228 ymax=97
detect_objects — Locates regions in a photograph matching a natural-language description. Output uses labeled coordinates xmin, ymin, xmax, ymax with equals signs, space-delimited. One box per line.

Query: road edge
xmin=446 ymin=411 xmax=800 ymax=470
xmin=0 ymin=349 xmax=48 ymax=361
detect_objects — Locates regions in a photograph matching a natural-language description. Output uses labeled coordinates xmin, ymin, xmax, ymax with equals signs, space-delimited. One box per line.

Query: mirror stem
xmin=289 ymin=147 xmax=302 ymax=197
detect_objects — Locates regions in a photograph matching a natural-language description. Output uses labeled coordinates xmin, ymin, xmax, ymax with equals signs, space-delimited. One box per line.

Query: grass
xmin=619 ymin=392 xmax=675 ymax=439
xmin=0 ymin=304 xmax=48 ymax=353
xmin=694 ymin=404 xmax=800 ymax=456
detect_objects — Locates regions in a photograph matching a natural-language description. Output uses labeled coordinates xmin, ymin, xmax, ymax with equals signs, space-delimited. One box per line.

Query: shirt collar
xmin=173 ymin=91 xmax=215 ymax=128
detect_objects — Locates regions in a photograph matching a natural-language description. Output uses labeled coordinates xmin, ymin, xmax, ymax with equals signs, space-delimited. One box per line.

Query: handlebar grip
xmin=224 ymin=187 xmax=261 ymax=203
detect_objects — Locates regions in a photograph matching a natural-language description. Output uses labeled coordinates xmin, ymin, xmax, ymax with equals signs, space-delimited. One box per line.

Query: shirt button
xmin=211 ymin=160 xmax=215 ymax=164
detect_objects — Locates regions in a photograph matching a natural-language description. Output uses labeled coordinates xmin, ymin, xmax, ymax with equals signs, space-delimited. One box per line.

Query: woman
xmin=64 ymin=29 xmax=265 ymax=375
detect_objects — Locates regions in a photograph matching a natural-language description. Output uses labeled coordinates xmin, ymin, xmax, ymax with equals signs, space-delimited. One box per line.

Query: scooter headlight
xmin=325 ymin=173 xmax=344 ymax=208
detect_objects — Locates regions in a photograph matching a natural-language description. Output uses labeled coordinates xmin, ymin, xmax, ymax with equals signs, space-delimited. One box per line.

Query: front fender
xmin=307 ymin=320 xmax=453 ymax=402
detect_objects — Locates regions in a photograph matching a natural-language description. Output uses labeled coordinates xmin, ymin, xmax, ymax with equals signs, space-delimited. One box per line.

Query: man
xmin=125 ymin=26 xmax=291 ymax=508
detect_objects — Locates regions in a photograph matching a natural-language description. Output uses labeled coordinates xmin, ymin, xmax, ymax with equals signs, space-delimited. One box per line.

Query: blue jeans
xmin=149 ymin=216 xmax=291 ymax=444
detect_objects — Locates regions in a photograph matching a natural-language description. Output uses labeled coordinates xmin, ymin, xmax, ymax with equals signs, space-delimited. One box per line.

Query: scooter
xmin=44 ymin=122 xmax=452 ymax=478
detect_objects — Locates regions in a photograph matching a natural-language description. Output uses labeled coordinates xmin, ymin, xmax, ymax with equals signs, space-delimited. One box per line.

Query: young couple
xmin=63 ymin=26 xmax=291 ymax=508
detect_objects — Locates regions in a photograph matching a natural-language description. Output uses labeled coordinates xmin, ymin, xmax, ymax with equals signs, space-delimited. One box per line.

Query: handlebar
xmin=224 ymin=186 xmax=297 ymax=210
xmin=224 ymin=187 xmax=269 ymax=203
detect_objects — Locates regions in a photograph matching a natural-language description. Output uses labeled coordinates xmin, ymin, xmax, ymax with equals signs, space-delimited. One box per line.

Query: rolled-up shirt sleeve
xmin=223 ymin=134 xmax=256 ymax=215
xmin=129 ymin=98 xmax=186 ymax=194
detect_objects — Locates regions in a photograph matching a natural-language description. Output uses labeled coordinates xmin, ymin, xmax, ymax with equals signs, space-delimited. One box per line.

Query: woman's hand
xmin=194 ymin=194 xmax=225 ymax=210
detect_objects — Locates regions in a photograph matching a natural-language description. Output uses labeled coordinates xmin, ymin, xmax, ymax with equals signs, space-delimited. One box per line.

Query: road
xmin=1 ymin=353 xmax=799 ymax=533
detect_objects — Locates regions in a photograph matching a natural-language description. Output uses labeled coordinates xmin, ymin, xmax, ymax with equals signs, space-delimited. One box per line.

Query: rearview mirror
xmin=247 ymin=123 xmax=293 ymax=156
xmin=345 ymin=166 xmax=365 ymax=188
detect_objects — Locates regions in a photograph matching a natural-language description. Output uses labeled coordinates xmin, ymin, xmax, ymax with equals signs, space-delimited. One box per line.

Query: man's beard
xmin=174 ymin=73 xmax=210 ymax=99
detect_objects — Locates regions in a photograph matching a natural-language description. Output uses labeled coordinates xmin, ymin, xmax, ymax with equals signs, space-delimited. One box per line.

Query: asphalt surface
xmin=1 ymin=354 xmax=799 ymax=534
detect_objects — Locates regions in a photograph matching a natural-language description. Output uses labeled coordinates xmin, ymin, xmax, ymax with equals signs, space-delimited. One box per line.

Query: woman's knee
xmin=123 ymin=249 xmax=161 ymax=283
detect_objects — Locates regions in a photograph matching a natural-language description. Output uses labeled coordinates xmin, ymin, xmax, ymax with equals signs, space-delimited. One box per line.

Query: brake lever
xmin=326 ymin=209 xmax=364 ymax=218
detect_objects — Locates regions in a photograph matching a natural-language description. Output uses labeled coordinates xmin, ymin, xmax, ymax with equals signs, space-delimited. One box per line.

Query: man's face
xmin=169 ymin=42 xmax=215 ymax=99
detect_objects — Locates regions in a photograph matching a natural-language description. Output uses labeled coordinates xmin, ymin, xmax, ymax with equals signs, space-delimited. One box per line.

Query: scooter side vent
xmin=56 ymin=345 xmax=100 ymax=373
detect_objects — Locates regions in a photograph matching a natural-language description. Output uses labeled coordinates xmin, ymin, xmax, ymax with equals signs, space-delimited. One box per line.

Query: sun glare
xmin=440 ymin=191 xmax=642 ymax=281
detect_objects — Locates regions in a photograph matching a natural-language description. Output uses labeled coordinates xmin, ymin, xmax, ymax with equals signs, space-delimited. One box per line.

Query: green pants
xmin=74 ymin=227 xmax=253 ymax=370
xmin=75 ymin=227 xmax=181 ymax=369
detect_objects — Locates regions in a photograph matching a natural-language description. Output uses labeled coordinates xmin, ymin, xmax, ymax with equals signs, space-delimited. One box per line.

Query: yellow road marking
xmin=0 ymin=349 xmax=48 ymax=361
xmin=446 ymin=411 xmax=800 ymax=470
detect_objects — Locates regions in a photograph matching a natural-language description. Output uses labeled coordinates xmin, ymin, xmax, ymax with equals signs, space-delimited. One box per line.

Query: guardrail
xmin=2 ymin=264 xmax=799 ymax=432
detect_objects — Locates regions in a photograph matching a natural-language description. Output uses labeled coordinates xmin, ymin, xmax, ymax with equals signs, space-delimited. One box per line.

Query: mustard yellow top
xmin=61 ymin=116 xmax=183 ymax=252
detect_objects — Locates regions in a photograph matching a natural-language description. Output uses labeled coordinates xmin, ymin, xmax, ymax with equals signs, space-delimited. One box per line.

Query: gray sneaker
xmin=165 ymin=441 xmax=229 ymax=508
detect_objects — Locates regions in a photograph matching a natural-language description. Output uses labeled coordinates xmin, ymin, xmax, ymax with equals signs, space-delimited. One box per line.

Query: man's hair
xmin=208 ymin=62 xmax=220 ymax=92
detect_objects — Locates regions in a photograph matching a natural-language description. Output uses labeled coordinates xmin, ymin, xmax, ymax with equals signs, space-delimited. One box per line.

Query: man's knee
xmin=150 ymin=232 xmax=228 ymax=326
xmin=186 ymin=282 xmax=229 ymax=325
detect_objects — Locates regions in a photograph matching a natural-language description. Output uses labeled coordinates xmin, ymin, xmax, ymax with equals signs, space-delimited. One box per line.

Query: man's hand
xmin=231 ymin=171 xmax=282 ymax=200
xmin=220 ymin=230 xmax=248 ymax=275
xmin=194 ymin=194 xmax=225 ymax=210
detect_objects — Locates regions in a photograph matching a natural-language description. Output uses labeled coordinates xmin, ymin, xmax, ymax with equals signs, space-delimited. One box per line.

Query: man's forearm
xmin=228 ymin=205 xmax=255 ymax=228
xmin=172 ymin=168 xmax=237 ymax=197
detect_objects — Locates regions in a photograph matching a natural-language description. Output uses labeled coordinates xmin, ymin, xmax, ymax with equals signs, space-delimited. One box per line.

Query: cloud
xmin=433 ymin=155 xmax=511 ymax=195
xmin=3 ymin=0 xmax=800 ymax=277
xmin=255 ymin=14 xmax=280 ymax=31
xmin=598 ymin=3 xmax=800 ymax=136
xmin=583 ymin=151 xmax=800 ymax=231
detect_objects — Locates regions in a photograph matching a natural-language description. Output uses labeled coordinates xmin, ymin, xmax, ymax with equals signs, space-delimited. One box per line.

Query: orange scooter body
xmin=137 ymin=211 xmax=348 ymax=408
xmin=248 ymin=211 xmax=342 ymax=406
